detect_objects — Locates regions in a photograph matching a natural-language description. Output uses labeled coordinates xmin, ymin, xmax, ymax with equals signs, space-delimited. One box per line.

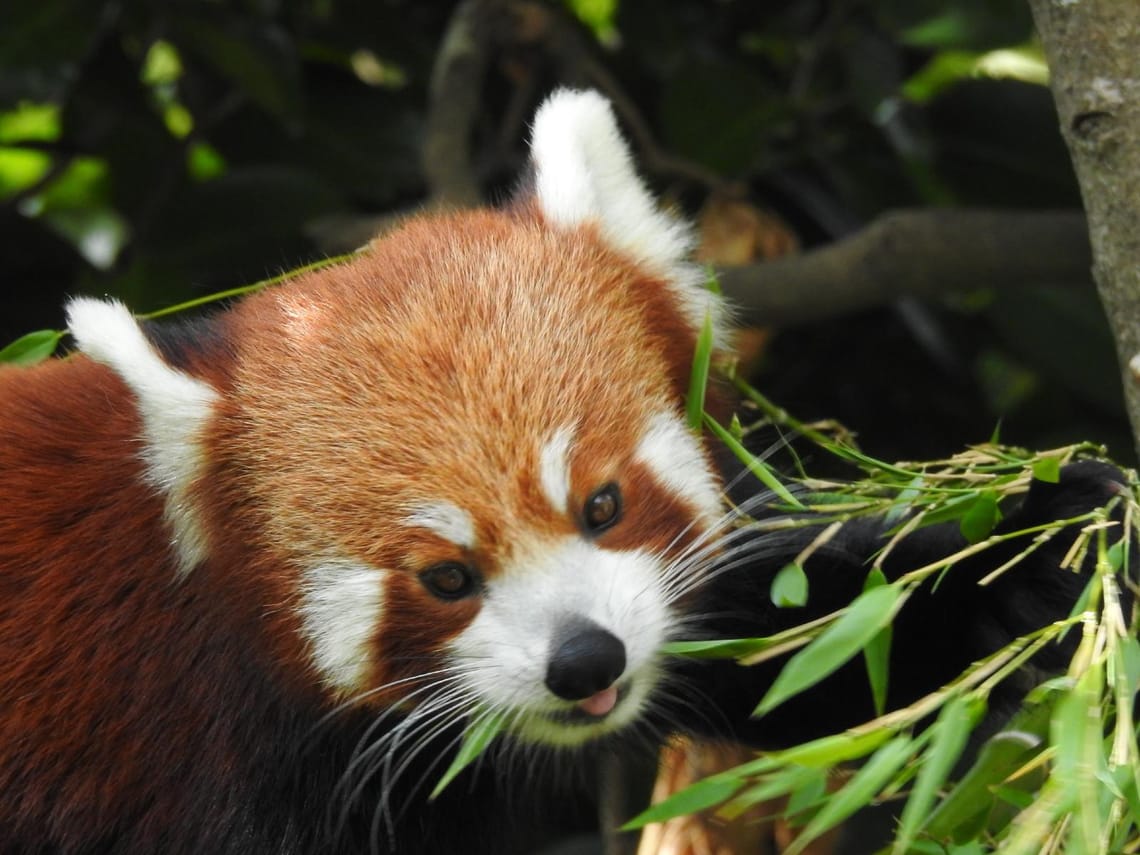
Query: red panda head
xmin=66 ymin=90 xmax=731 ymax=748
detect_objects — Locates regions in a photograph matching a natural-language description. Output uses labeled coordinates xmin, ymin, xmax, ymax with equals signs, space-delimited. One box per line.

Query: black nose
xmin=544 ymin=623 xmax=627 ymax=701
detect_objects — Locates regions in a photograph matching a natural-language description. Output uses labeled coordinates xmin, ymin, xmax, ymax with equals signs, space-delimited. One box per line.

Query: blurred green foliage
xmin=0 ymin=0 xmax=1129 ymax=459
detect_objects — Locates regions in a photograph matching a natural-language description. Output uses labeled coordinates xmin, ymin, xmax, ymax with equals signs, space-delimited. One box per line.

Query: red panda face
xmin=212 ymin=213 xmax=725 ymax=746
xmin=65 ymin=90 xmax=730 ymax=749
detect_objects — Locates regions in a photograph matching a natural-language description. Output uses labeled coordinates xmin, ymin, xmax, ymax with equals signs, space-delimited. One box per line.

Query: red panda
xmin=0 ymin=89 xmax=1127 ymax=854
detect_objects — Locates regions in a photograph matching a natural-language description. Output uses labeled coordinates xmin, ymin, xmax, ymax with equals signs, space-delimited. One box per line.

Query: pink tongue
xmin=577 ymin=686 xmax=619 ymax=717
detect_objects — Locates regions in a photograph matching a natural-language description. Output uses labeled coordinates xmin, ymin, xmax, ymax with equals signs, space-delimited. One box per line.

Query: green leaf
xmin=661 ymin=637 xmax=773 ymax=660
xmin=686 ymin=310 xmax=714 ymax=431
xmin=721 ymin=765 xmax=823 ymax=820
xmin=0 ymin=329 xmax=63 ymax=365
xmin=959 ymin=490 xmax=1001 ymax=544
xmin=622 ymin=774 xmax=741 ymax=830
xmin=755 ymin=584 xmax=902 ymax=717
xmin=769 ymin=729 xmax=893 ymax=769
xmin=771 ymin=563 xmax=808 ymax=608
xmin=893 ymin=695 xmax=978 ymax=853
xmin=1032 ymin=456 xmax=1061 ymax=484
xmin=563 ymin=0 xmax=618 ymax=42
xmin=429 ymin=710 xmax=506 ymax=800
xmin=923 ymin=716 xmax=1047 ymax=840
xmin=704 ymin=413 xmax=803 ymax=510
xmin=1051 ymin=665 xmax=1104 ymax=852
xmin=863 ymin=569 xmax=892 ymax=716
xmin=1121 ymin=637 xmax=1140 ymax=701
xmin=787 ymin=736 xmax=914 ymax=854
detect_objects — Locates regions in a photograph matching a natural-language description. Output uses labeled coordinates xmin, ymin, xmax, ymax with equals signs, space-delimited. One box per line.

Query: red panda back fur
xmin=0 ymin=90 xmax=730 ymax=853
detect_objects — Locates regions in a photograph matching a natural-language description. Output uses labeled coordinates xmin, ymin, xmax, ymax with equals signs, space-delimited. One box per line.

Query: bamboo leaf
xmin=923 ymin=711 xmax=1048 ymax=840
xmin=720 ymin=765 xmax=823 ymax=820
xmin=770 ymin=729 xmax=894 ymax=769
xmin=0 ymin=329 xmax=63 ymax=365
xmin=704 ymin=413 xmax=804 ymax=509
xmin=893 ymin=695 xmax=977 ymax=853
xmin=686 ymin=310 xmax=714 ymax=431
xmin=622 ymin=774 xmax=741 ymax=829
xmin=1051 ymin=664 xmax=1104 ymax=853
xmin=661 ymin=637 xmax=774 ymax=659
xmin=786 ymin=736 xmax=914 ymax=855
xmin=429 ymin=710 xmax=506 ymax=800
xmin=1032 ymin=456 xmax=1061 ymax=483
xmin=862 ymin=568 xmax=892 ymax=716
xmin=771 ymin=562 xmax=809 ymax=608
xmin=755 ymin=584 xmax=903 ymax=717
xmin=959 ymin=490 xmax=1002 ymax=544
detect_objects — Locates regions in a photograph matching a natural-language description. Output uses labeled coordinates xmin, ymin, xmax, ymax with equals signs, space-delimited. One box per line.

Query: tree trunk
xmin=1028 ymin=0 xmax=1140 ymax=458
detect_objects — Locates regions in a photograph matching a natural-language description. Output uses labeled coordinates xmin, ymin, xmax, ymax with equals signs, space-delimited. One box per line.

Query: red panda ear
xmin=528 ymin=89 xmax=727 ymax=344
xmin=66 ymin=297 xmax=218 ymax=575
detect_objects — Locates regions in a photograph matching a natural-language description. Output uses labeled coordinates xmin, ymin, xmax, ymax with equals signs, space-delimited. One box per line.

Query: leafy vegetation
xmin=627 ymin=369 xmax=1140 ymax=854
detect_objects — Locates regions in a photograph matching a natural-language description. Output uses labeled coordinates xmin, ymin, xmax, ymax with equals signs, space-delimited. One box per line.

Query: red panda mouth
xmin=577 ymin=685 xmax=619 ymax=717
xmin=547 ymin=683 xmax=629 ymax=726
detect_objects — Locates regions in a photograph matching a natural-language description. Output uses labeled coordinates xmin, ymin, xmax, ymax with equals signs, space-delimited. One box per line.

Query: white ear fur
xmin=66 ymin=297 xmax=218 ymax=576
xmin=529 ymin=89 xmax=725 ymax=340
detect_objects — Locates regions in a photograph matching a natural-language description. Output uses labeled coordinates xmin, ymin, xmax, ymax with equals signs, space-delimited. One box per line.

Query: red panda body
xmin=0 ymin=89 xmax=1128 ymax=854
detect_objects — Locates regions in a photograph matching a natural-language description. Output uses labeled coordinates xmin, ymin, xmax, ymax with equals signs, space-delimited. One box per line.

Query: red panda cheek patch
xmin=295 ymin=558 xmax=386 ymax=698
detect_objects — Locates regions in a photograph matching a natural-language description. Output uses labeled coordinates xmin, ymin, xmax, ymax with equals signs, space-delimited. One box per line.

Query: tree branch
xmin=717 ymin=208 xmax=1092 ymax=327
xmin=1028 ymin=0 xmax=1140 ymax=456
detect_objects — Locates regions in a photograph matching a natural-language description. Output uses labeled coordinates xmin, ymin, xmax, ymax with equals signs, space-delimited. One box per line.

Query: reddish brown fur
xmin=0 ymin=359 xmax=294 ymax=846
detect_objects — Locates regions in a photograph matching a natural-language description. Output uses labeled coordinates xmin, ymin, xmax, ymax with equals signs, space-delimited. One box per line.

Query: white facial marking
xmin=66 ymin=298 xmax=218 ymax=577
xmin=449 ymin=537 xmax=673 ymax=746
xmin=636 ymin=411 xmax=722 ymax=526
xmin=529 ymin=89 xmax=728 ymax=347
xmin=539 ymin=427 xmax=575 ymax=515
xmin=297 ymin=559 xmax=385 ymax=697
xmin=402 ymin=501 xmax=477 ymax=550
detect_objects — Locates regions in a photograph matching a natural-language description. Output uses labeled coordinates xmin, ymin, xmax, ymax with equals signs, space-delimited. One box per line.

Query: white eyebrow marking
xmin=539 ymin=427 xmax=575 ymax=515
xmin=403 ymin=500 xmax=477 ymax=549
xmin=635 ymin=412 xmax=722 ymax=524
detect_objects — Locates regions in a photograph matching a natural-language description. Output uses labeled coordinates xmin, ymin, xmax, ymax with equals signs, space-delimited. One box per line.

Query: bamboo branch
xmin=717 ymin=208 xmax=1093 ymax=327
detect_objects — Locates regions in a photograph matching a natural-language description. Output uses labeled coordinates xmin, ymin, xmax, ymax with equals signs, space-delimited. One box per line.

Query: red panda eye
xmin=420 ymin=562 xmax=479 ymax=600
xmin=583 ymin=483 xmax=621 ymax=533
